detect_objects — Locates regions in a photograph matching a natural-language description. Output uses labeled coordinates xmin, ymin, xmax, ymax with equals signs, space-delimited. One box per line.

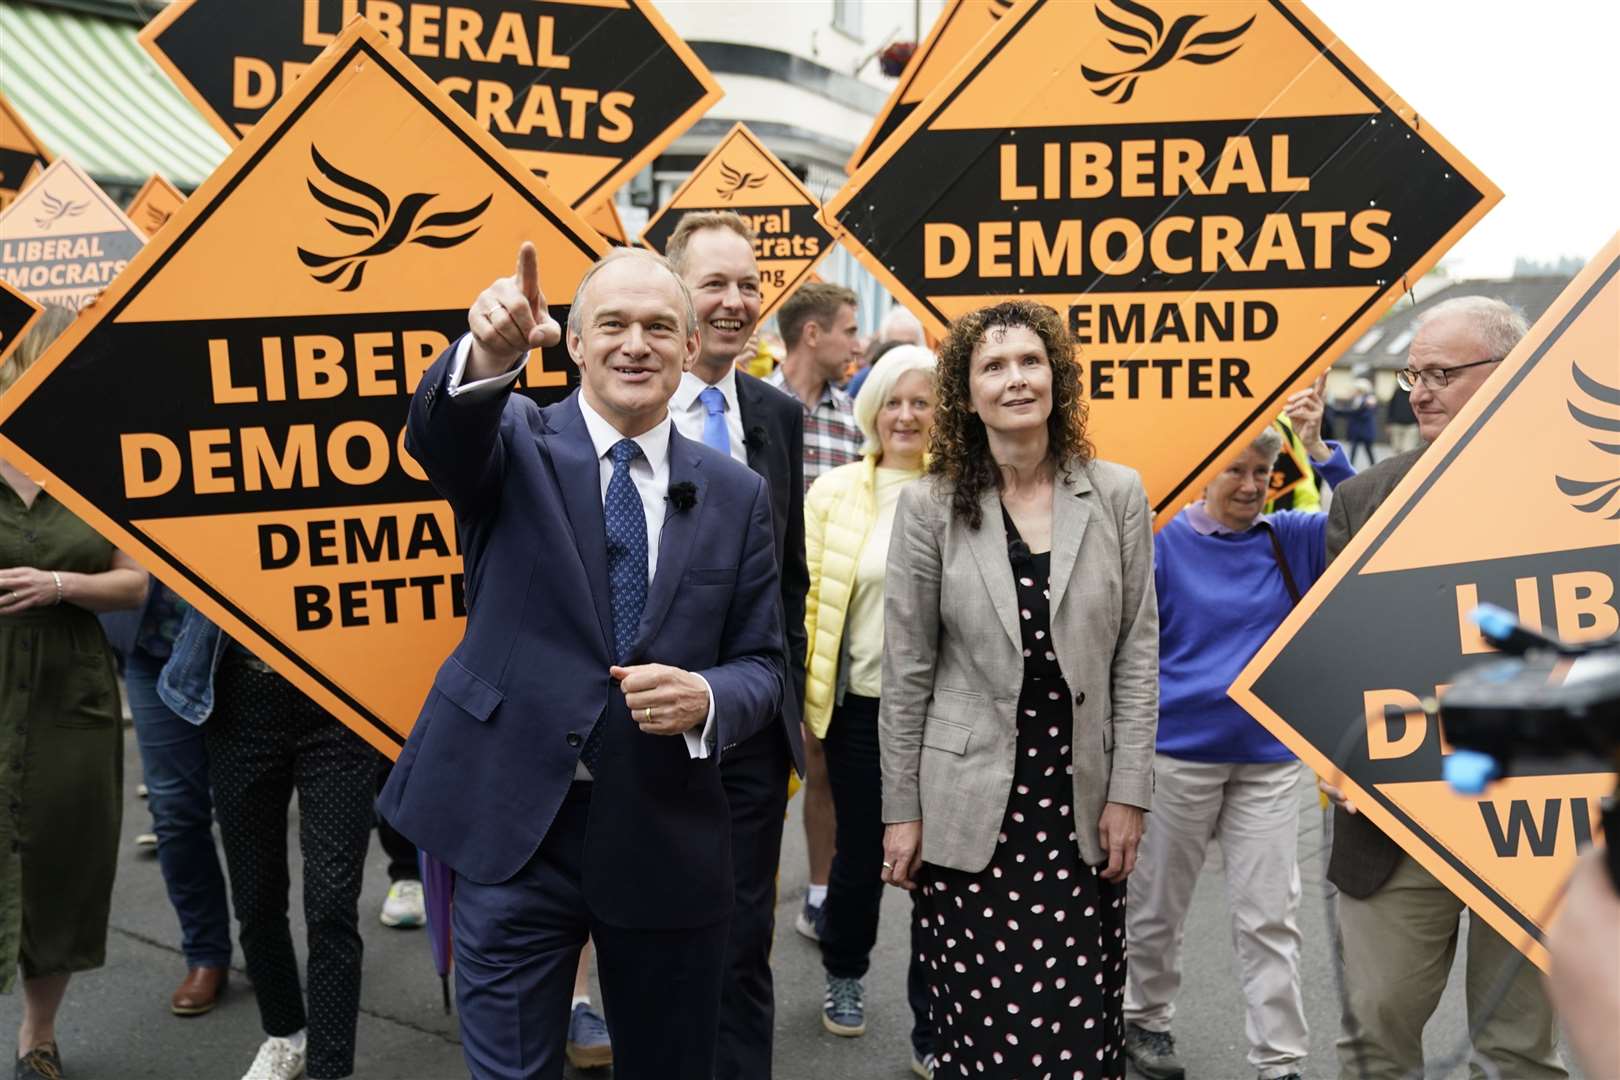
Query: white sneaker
xmin=241 ymin=1035 xmax=306 ymax=1080
xmin=379 ymin=879 xmax=426 ymax=928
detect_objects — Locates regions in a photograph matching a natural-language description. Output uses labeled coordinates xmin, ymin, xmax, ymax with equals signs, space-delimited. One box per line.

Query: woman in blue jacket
xmin=1122 ymin=385 xmax=1353 ymax=1080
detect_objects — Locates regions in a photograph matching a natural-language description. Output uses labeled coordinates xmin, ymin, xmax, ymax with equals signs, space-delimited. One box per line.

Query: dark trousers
xmin=453 ymin=783 xmax=729 ymax=1079
xmin=820 ymin=694 xmax=933 ymax=1056
xmin=715 ymin=726 xmax=793 ymax=1080
xmin=125 ymin=650 xmax=233 ymax=969
xmin=374 ymin=758 xmax=420 ymax=883
xmin=206 ymin=663 xmax=376 ymax=1079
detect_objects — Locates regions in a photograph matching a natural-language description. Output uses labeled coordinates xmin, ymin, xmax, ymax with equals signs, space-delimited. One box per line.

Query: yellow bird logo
xmin=715 ymin=161 xmax=767 ymax=202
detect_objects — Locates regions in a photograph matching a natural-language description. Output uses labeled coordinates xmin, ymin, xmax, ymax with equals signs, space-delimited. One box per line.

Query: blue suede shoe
xmin=565 ymin=1002 xmax=612 ymax=1070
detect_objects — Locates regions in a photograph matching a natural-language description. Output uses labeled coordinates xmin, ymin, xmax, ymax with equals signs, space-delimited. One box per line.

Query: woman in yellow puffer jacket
xmin=802 ymin=344 xmax=940 ymax=1075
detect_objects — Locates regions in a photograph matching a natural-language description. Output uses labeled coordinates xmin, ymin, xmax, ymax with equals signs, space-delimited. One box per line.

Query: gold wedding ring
xmin=643 ymin=706 xmax=654 ymax=724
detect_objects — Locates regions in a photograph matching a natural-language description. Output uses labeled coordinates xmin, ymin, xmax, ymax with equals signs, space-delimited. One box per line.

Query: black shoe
xmin=15 ymin=1042 xmax=63 ymax=1080
xmin=1124 ymin=1022 xmax=1185 ymax=1080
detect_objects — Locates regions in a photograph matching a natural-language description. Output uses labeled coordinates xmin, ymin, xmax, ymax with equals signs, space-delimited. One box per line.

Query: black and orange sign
xmin=585 ymin=198 xmax=627 ymax=245
xmin=1267 ymin=423 xmax=1312 ymax=503
xmin=1231 ymin=232 xmax=1620 ymax=969
xmin=641 ymin=123 xmax=833 ymax=320
xmin=127 ymin=174 xmax=188 ymax=239
xmin=848 ymin=0 xmax=1016 ymax=173
xmin=139 ymin=0 xmax=721 ymax=210
xmin=0 ymin=277 xmax=42 ymax=369
xmin=0 ymin=90 xmax=51 ymax=212
xmin=0 ymin=20 xmax=607 ymax=756
xmin=825 ymin=0 xmax=1499 ymax=527
xmin=0 ymin=158 xmax=144 ymax=312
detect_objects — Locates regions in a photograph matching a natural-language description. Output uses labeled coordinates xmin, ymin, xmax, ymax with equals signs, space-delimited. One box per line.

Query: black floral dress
xmin=916 ymin=509 xmax=1127 ymax=1079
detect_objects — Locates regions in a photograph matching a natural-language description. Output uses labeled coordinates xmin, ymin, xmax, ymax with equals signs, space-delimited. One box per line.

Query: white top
xmin=670 ymin=366 xmax=748 ymax=465
xmin=445 ymin=334 xmax=714 ymax=766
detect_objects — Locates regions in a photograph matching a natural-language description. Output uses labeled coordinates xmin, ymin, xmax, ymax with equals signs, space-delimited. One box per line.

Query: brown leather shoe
xmin=170 ymin=966 xmax=227 ymax=1016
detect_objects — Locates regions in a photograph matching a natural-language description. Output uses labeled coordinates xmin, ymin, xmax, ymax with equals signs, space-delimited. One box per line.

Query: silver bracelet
xmin=51 ymin=570 xmax=62 ymax=605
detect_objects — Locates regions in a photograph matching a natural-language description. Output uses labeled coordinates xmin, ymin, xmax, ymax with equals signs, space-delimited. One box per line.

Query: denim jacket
xmin=155 ymin=606 xmax=230 ymax=725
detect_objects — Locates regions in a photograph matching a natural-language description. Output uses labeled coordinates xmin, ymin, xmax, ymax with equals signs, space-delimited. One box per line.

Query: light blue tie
xmin=698 ymin=386 xmax=731 ymax=455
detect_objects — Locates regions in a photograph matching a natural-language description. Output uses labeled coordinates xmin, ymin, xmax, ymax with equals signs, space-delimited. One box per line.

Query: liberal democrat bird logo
xmin=1555 ymin=362 xmax=1620 ymax=518
xmin=1081 ymin=0 xmax=1254 ymax=105
xmin=296 ymin=146 xmax=491 ymax=292
xmin=34 ymin=190 xmax=88 ymax=230
xmin=715 ymin=161 xmax=767 ymax=202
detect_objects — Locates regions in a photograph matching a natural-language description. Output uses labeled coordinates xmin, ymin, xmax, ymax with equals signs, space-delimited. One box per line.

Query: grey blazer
xmin=879 ymin=458 xmax=1159 ymax=872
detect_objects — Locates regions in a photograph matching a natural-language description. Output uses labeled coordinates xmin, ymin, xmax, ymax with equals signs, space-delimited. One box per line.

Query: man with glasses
xmin=1319 ymin=296 xmax=1567 ymax=1080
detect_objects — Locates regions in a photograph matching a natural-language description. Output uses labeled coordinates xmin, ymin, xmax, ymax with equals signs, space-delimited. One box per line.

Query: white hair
xmin=566 ymin=247 xmax=696 ymax=337
xmin=853 ymin=345 xmax=937 ymax=456
xmin=1415 ymin=295 xmax=1528 ymax=361
xmin=878 ymin=304 xmax=926 ymax=346
xmin=1248 ymin=425 xmax=1285 ymax=461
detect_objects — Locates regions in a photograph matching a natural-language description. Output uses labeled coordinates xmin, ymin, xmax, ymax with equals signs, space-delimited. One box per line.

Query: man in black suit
xmin=1318 ymin=296 xmax=1564 ymax=1080
xmin=379 ymin=244 xmax=786 ymax=1079
xmin=664 ymin=211 xmax=809 ymax=1080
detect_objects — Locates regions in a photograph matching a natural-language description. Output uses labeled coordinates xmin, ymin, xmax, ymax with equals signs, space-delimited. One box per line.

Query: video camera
xmin=1438 ymin=604 xmax=1620 ymax=892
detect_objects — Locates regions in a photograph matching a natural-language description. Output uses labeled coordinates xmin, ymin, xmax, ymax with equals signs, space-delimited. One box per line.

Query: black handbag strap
xmin=1260 ymin=521 xmax=1303 ymax=605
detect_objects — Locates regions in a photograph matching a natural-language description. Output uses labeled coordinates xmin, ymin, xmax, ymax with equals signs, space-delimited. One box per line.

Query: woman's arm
xmin=802 ymin=477 xmax=830 ymax=676
xmin=1107 ymin=475 xmax=1159 ymax=811
xmin=879 ymin=483 xmax=943 ymax=827
xmin=0 ymin=547 xmax=148 ymax=615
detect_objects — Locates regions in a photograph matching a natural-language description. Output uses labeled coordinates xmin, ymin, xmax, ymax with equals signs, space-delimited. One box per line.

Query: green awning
xmin=0 ymin=2 xmax=227 ymax=189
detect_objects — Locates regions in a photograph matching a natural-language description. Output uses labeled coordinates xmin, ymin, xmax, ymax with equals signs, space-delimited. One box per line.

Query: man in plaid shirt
xmin=765 ymin=283 xmax=864 ymax=492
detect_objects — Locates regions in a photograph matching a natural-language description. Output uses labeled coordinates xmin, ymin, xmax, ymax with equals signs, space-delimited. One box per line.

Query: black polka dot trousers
xmin=206 ymin=661 xmax=376 ymax=1079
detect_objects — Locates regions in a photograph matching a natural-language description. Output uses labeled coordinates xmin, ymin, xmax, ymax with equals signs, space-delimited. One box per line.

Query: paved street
xmin=0 ymin=733 xmax=1580 ymax=1079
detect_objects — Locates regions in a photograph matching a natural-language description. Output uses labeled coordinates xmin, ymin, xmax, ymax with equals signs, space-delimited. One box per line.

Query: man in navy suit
xmin=378 ymin=242 xmax=786 ymax=1079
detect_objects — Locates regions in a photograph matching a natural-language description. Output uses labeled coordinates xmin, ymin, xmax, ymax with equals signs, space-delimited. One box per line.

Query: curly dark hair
xmin=928 ymin=300 xmax=1093 ymax=528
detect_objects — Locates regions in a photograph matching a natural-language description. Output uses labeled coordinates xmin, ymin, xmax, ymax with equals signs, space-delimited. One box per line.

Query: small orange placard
xmin=0 ymin=158 xmax=144 ymax=312
xmin=127 ymin=174 xmax=188 ymax=240
xmin=641 ymin=123 xmax=834 ymax=320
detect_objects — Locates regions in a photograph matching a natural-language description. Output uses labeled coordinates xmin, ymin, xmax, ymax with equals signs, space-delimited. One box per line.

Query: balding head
xmin=567 ymin=247 xmax=696 ymax=338
xmin=1404 ymin=295 xmax=1527 ymax=443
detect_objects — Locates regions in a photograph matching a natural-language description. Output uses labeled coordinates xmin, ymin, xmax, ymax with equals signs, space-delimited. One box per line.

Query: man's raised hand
xmin=466 ymin=241 xmax=563 ymax=381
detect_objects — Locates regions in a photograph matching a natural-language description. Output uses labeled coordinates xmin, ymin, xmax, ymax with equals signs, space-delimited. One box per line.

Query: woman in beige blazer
xmin=878 ymin=301 xmax=1158 ymax=1078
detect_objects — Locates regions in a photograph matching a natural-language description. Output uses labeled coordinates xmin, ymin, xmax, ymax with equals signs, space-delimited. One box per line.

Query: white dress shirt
xmin=670 ymin=366 xmax=748 ymax=466
xmin=445 ymin=335 xmax=715 ymax=767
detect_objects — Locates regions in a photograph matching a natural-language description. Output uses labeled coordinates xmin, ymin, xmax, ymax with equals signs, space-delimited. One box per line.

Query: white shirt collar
xmin=576 ymin=392 xmax=672 ymax=475
xmin=672 ymin=365 xmax=739 ymax=417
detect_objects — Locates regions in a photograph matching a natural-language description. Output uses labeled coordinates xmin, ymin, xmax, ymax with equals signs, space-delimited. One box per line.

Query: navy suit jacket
xmin=378 ymin=349 xmax=786 ymax=929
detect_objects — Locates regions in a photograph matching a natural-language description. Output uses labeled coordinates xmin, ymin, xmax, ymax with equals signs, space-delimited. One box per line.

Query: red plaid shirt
xmin=764 ymin=368 xmax=863 ymax=493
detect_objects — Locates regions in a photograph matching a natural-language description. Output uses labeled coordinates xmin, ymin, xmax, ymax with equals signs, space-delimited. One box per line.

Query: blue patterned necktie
xmin=698 ymin=385 xmax=731 ymax=455
xmin=583 ymin=437 xmax=648 ymax=774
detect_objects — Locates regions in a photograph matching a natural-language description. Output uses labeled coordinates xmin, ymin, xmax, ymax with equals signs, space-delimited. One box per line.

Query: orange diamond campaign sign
xmin=0 ymin=158 xmax=144 ymax=312
xmin=0 ymin=277 xmax=41 ymax=368
xmin=139 ymin=0 xmax=721 ymax=210
xmin=1231 ymin=232 xmax=1620 ymax=969
xmin=0 ymin=90 xmax=50 ymax=212
xmin=641 ymin=123 xmax=833 ymax=320
xmin=127 ymin=173 xmax=188 ymax=239
xmin=0 ymin=20 xmax=607 ymax=755
xmin=825 ymin=0 xmax=1499 ymax=527
xmin=848 ymin=0 xmax=1017 ymax=172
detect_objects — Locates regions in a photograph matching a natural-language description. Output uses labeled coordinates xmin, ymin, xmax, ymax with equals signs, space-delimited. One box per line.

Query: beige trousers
xmin=1124 ymin=755 xmax=1309 ymax=1078
xmin=1335 ymin=853 xmax=1566 ymax=1080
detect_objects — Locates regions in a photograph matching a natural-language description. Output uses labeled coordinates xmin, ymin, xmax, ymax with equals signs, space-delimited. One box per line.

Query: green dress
xmin=0 ymin=478 xmax=124 ymax=990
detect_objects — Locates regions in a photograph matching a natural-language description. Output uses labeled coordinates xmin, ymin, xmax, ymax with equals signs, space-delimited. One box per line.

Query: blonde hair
xmin=665 ymin=211 xmax=756 ymax=276
xmin=0 ymin=304 xmax=73 ymax=396
xmin=853 ymin=345 xmax=937 ymax=456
